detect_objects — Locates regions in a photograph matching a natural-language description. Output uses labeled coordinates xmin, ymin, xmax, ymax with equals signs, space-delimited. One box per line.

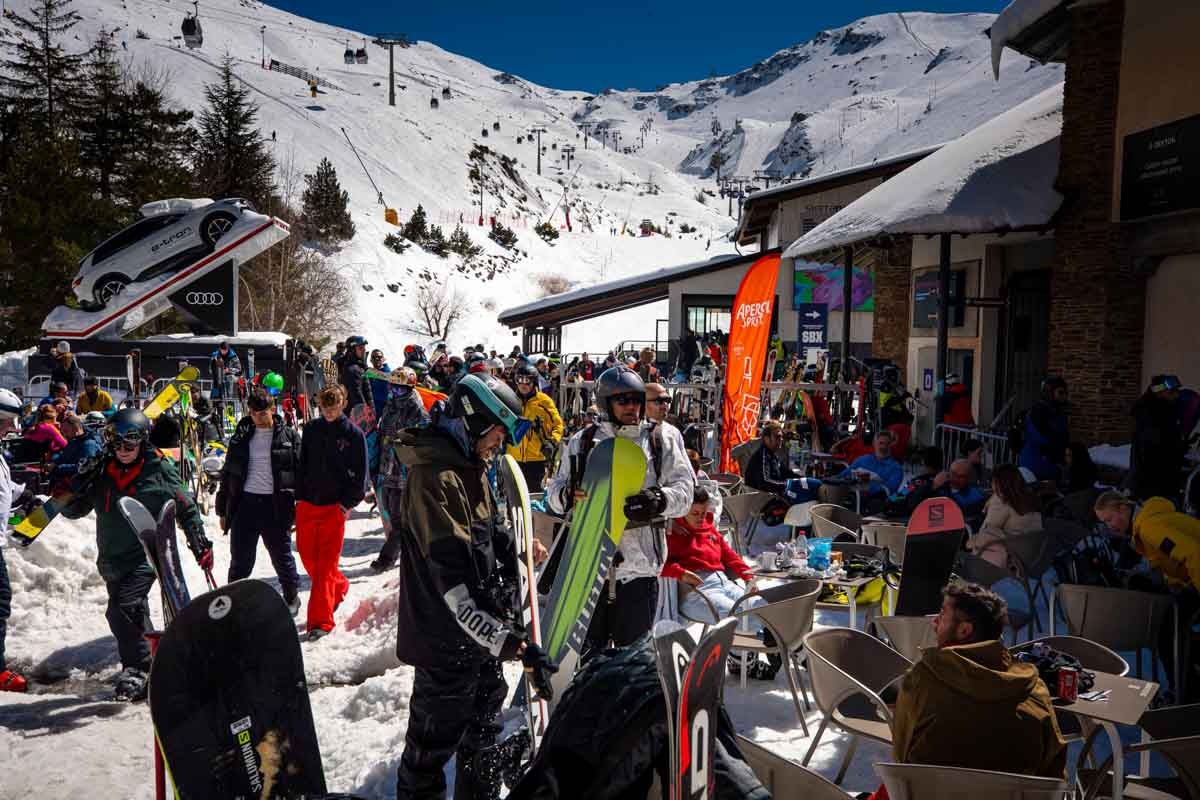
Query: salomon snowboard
xmin=894 ymin=497 xmax=967 ymax=616
xmin=654 ymin=618 xmax=737 ymax=800
xmin=150 ymin=579 xmax=326 ymax=799
xmin=540 ymin=437 xmax=646 ymax=702
xmin=497 ymin=454 xmax=548 ymax=749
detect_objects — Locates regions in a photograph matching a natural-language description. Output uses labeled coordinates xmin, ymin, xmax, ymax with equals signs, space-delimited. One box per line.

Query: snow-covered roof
xmin=989 ymin=0 xmax=1071 ymax=79
xmin=784 ymin=83 xmax=1064 ymax=258
xmin=742 ymin=145 xmax=944 ymax=206
xmin=497 ymin=250 xmax=768 ymax=327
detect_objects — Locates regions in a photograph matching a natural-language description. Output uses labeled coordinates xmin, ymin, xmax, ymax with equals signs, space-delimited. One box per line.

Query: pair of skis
xmin=117 ymin=497 xmax=215 ymax=625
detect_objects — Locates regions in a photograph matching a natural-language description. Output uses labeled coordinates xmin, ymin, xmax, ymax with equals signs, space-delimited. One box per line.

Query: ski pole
xmin=204 ymin=568 xmax=218 ymax=591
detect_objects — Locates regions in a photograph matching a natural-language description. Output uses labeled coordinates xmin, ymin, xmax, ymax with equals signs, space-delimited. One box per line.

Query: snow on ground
xmin=0 ymin=505 xmax=1169 ymax=798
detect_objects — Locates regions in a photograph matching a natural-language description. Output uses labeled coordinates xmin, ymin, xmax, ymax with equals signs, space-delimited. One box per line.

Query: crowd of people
xmin=1 ymin=331 xmax=1198 ymax=798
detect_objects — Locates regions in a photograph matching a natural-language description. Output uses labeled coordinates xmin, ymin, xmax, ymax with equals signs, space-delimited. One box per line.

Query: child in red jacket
xmin=663 ymin=486 xmax=760 ymax=621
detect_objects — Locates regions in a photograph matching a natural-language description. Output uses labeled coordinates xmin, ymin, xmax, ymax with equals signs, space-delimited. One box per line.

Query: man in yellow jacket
xmin=507 ymin=364 xmax=563 ymax=490
xmin=1095 ymin=490 xmax=1200 ymax=700
xmin=75 ymin=376 xmax=113 ymax=415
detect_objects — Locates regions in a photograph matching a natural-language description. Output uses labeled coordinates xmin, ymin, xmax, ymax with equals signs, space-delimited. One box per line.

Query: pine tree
xmin=0 ymin=0 xmax=87 ymax=135
xmin=116 ymin=77 xmax=196 ymax=212
xmin=193 ymin=55 xmax=275 ymax=206
xmin=448 ymin=224 xmax=482 ymax=260
xmin=76 ymin=32 xmax=125 ymax=208
xmin=300 ymin=157 xmax=355 ymax=243
xmin=425 ymin=224 xmax=448 ymax=257
xmin=402 ymin=204 xmax=427 ymax=243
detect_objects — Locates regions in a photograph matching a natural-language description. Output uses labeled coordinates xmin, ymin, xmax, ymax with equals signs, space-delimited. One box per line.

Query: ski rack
xmin=43 ymin=214 xmax=290 ymax=341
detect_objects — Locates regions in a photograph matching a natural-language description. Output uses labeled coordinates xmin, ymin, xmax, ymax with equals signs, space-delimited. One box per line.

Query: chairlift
xmin=492 ymin=121 xmax=500 ymax=131
xmin=343 ymin=41 xmax=354 ymax=64
xmin=355 ymin=40 xmax=368 ymax=64
xmin=441 ymin=86 xmax=451 ymax=99
xmin=430 ymin=96 xmax=439 ymax=110
xmin=481 ymin=128 xmax=489 ymax=138
xmin=181 ymin=0 xmax=202 ymax=48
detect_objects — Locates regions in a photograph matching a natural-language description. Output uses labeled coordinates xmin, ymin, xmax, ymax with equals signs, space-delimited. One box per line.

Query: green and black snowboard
xmin=150 ymin=579 xmax=326 ymax=799
xmin=540 ymin=436 xmax=646 ymax=704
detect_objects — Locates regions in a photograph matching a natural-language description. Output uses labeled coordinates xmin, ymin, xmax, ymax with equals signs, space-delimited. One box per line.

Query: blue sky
xmin=270 ymin=2 xmax=1008 ymax=92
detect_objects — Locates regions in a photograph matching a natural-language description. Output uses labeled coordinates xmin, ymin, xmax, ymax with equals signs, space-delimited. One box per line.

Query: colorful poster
xmin=719 ymin=253 xmax=781 ymax=474
xmin=793 ymin=262 xmax=874 ymax=311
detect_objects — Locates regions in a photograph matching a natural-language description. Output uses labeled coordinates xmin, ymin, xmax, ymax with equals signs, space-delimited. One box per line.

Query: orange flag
xmin=719 ymin=253 xmax=780 ymax=473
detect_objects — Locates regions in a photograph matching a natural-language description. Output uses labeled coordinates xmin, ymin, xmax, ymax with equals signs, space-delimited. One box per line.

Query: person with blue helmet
xmin=393 ymin=372 xmax=555 ymax=800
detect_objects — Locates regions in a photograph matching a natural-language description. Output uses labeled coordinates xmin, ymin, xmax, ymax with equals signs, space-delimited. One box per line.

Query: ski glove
xmin=623 ymin=487 xmax=667 ymax=524
xmin=521 ymin=642 xmax=559 ymax=701
xmin=195 ymin=546 xmax=214 ymax=572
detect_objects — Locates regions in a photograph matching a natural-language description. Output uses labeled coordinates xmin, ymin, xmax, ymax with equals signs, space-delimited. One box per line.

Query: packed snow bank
xmin=785 ymin=82 xmax=1063 ymax=257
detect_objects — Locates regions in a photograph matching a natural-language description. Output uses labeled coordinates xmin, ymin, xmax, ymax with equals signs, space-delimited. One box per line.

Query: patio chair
xmin=676 ymin=580 xmax=723 ymax=632
xmin=732 ymin=438 xmax=762 ymax=475
xmin=810 ymin=503 xmax=863 ymax=540
xmin=728 ymin=579 xmax=823 ymax=736
xmin=736 ymin=735 xmax=850 ymax=800
xmin=709 ymin=471 xmax=744 ymax=496
xmin=1003 ymin=530 xmax=1056 ymax=633
xmin=873 ymin=615 xmax=936 ymax=662
xmin=1052 ymin=584 xmax=1175 ymax=686
xmin=861 ymin=521 xmax=908 ymax=565
xmin=875 ymin=762 xmax=1069 ymax=800
xmin=802 ymin=627 xmax=912 ymax=784
xmin=721 ymin=491 xmax=772 ymax=552
xmin=1078 ymin=703 xmax=1200 ymax=800
xmin=954 ymin=553 xmax=1036 ymax=643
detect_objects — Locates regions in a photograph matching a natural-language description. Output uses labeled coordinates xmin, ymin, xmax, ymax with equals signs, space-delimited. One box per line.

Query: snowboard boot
xmin=307 ymin=628 xmax=330 ymax=642
xmin=0 ymin=669 xmax=28 ymax=693
xmin=113 ymin=667 xmax=148 ymax=701
xmin=369 ymin=555 xmax=396 ymax=574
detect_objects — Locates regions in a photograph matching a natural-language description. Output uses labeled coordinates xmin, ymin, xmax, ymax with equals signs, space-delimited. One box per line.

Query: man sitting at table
xmin=841 ymin=429 xmax=904 ymax=497
xmin=891 ymin=580 xmax=1066 ymax=778
xmin=744 ymin=420 xmax=822 ymax=505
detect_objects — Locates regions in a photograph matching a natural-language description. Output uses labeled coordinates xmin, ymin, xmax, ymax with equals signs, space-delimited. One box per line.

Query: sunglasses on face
xmin=648 ymin=397 xmax=670 ymax=405
xmin=612 ymin=394 xmax=642 ymax=406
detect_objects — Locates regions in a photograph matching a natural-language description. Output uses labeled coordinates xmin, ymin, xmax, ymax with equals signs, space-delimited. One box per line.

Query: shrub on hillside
xmin=534 ymin=221 xmax=559 ymax=243
xmin=488 ymin=221 xmax=518 ymax=250
xmin=383 ymin=232 xmax=410 ymax=254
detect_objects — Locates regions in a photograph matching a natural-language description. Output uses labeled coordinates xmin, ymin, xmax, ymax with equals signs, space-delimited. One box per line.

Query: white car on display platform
xmin=71 ymin=197 xmax=256 ymax=309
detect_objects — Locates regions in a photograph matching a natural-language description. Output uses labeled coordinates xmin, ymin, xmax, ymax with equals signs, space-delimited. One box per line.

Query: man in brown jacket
xmin=891 ymin=581 xmax=1066 ymax=778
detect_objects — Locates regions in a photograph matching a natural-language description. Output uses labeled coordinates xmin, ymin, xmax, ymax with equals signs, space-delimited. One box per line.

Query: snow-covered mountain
xmin=1 ymin=0 xmax=1061 ymax=354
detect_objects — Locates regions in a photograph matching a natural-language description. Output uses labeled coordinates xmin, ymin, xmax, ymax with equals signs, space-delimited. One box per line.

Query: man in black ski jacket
xmin=217 ymin=387 xmax=302 ymax=614
xmin=339 ymin=334 xmax=374 ymax=414
xmin=369 ymin=369 xmax=430 ymax=572
xmin=744 ymin=421 xmax=802 ymax=498
xmin=394 ymin=374 xmax=554 ymax=800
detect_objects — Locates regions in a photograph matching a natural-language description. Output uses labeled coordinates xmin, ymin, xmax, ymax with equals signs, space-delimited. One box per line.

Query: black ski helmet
xmin=595 ymin=365 xmax=645 ymax=422
xmin=448 ymin=373 xmax=526 ymax=446
xmin=515 ymin=362 xmax=540 ymax=383
xmin=106 ymin=407 xmax=150 ymax=447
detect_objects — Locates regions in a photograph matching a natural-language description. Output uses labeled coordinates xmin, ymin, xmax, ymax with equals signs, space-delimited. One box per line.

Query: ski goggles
xmin=105 ymin=429 xmax=147 ymax=451
xmin=1151 ymin=375 xmax=1181 ymax=393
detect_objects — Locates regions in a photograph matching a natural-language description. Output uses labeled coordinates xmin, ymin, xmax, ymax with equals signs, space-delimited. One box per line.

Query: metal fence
xmin=935 ymin=423 xmax=1013 ymax=477
xmin=28 ymin=373 xmax=215 ymax=404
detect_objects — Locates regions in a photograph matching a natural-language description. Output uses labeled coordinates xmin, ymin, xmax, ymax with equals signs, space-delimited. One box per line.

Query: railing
xmin=268 ymin=59 xmax=347 ymax=92
xmin=935 ymin=423 xmax=1012 ymax=477
xmin=27 ymin=373 xmax=130 ymax=400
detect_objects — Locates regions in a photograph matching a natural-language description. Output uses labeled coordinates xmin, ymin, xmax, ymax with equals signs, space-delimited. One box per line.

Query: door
xmin=996 ymin=270 xmax=1050 ymax=425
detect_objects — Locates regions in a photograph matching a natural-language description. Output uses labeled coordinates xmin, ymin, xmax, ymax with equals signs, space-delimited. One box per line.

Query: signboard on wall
xmin=795 ymin=302 xmax=828 ymax=349
xmin=793 ymin=262 xmax=874 ymax=311
xmin=912 ymin=269 xmax=966 ymax=328
xmin=168 ymin=259 xmax=238 ymax=336
xmin=1121 ymin=113 xmax=1200 ymax=221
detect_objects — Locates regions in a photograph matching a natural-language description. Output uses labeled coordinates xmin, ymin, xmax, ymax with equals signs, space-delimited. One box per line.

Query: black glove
xmin=623 ymin=487 xmax=667 ymax=524
xmin=520 ymin=642 xmax=558 ymax=701
xmin=540 ymin=440 xmax=557 ymax=462
xmin=14 ymin=486 xmax=36 ymax=512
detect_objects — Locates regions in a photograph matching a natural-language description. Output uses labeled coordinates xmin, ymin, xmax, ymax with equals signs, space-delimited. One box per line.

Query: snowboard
xmin=654 ymin=618 xmax=737 ymax=800
xmin=497 ymin=454 xmax=548 ymax=749
xmin=143 ymin=365 xmax=201 ymax=419
xmin=540 ymin=437 xmax=646 ymax=702
xmin=150 ymin=579 xmax=326 ymax=799
xmin=894 ymin=497 xmax=967 ymax=616
xmin=119 ymin=497 xmax=190 ymax=628
xmin=126 ymin=348 xmax=142 ymax=405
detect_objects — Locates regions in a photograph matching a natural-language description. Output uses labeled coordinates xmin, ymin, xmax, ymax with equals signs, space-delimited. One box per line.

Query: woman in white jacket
xmin=967 ymin=464 xmax=1043 ymax=567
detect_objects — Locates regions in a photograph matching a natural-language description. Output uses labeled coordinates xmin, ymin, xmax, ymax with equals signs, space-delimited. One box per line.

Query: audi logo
xmin=185 ymin=292 xmax=224 ymax=306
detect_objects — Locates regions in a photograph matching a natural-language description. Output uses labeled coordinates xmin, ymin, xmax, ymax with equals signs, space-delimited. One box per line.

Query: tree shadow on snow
xmin=0 ymin=694 xmax=128 ymax=735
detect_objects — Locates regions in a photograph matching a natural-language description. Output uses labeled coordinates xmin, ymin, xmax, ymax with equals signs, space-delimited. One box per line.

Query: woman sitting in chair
xmin=663 ymin=486 xmax=779 ymax=679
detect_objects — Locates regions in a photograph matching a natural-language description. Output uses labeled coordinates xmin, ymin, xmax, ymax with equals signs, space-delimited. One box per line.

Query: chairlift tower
xmin=579 ymin=122 xmax=592 ymax=149
xmin=530 ymin=127 xmax=546 ymax=175
xmin=371 ymin=34 xmax=409 ymax=107
xmin=563 ymin=144 xmax=575 ymax=170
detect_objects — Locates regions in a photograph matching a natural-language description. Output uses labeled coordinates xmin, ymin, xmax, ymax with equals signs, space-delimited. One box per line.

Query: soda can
xmin=1057 ymin=666 xmax=1079 ymax=701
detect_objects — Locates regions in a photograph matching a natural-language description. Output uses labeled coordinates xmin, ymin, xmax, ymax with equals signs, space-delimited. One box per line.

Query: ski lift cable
xmin=341 ymin=127 xmax=385 ymax=206
xmin=542 ymin=163 xmax=583 ymax=227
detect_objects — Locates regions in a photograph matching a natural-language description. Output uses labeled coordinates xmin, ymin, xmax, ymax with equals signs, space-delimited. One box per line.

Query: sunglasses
xmin=648 ymin=397 xmax=670 ymax=405
xmin=612 ymin=394 xmax=642 ymax=406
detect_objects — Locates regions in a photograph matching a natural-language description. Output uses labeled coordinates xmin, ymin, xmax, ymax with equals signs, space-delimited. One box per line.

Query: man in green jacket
xmin=891 ymin=581 xmax=1066 ymax=778
xmin=63 ymin=408 xmax=212 ymax=701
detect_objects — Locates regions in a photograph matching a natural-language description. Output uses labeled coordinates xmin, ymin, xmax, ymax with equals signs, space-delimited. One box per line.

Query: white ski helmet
xmin=0 ymin=388 xmax=21 ymax=420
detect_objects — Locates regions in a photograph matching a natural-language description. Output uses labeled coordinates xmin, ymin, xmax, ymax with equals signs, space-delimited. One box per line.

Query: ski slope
xmin=2 ymin=0 xmax=1059 ymax=355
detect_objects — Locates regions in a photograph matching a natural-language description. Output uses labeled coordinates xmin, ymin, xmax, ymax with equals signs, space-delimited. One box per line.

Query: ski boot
xmin=307 ymin=628 xmax=330 ymax=642
xmin=0 ymin=669 xmax=28 ymax=693
xmin=113 ymin=667 xmax=148 ymax=701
